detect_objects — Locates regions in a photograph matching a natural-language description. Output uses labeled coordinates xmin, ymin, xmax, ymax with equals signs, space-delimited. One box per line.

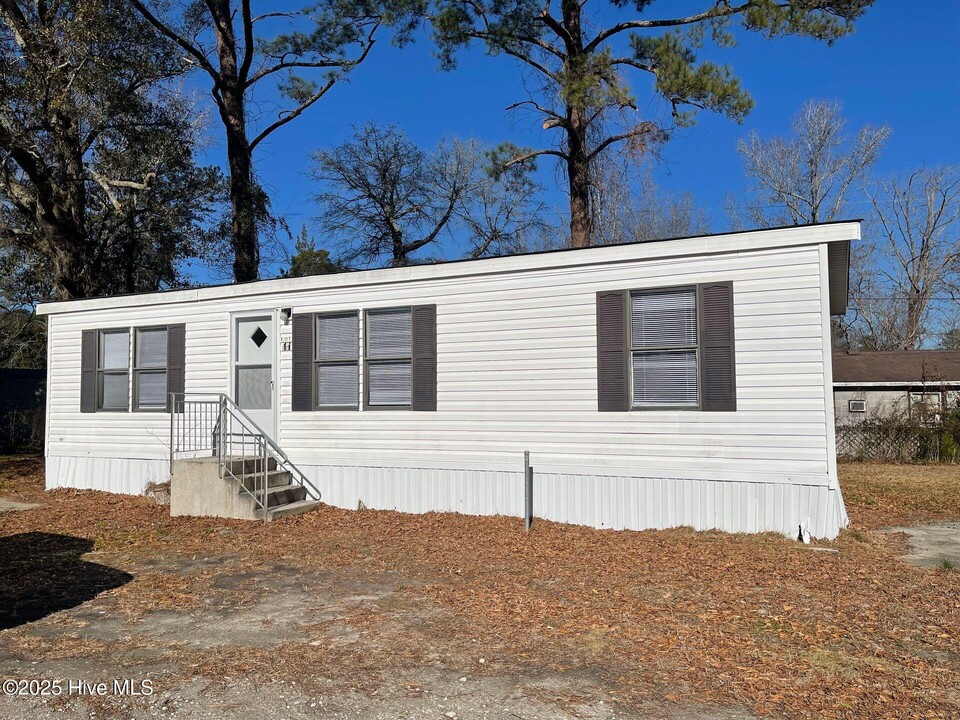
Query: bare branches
xmin=248 ymin=76 xmax=338 ymax=151
xmin=238 ymin=0 xmax=255 ymax=83
xmin=737 ymin=99 xmax=890 ymax=227
xmin=501 ymin=147 xmax=568 ymax=166
xmin=88 ymin=171 xmax=158 ymax=211
xmin=127 ymin=0 xmax=392 ymax=280
xmin=312 ymin=126 xmax=549 ymax=266
xmin=127 ymin=0 xmax=215 ymax=76
xmin=587 ymin=121 xmax=662 ymax=162
xmin=862 ymin=167 xmax=960 ymax=349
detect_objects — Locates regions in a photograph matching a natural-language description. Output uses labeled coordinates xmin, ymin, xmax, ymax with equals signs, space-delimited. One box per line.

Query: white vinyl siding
xmin=315 ymin=312 xmax=359 ymax=409
xmin=629 ymin=288 xmax=698 ymax=408
xmin=366 ymin=308 xmax=412 ymax=408
xmin=44 ymin=242 xmax=832 ymax=477
xmin=40 ymin=222 xmax=856 ymax=536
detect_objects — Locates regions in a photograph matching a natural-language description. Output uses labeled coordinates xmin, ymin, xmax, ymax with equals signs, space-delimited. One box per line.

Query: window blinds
xmin=630 ymin=288 xmax=698 ymax=407
xmin=315 ymin=313 xmax=359 ymax=408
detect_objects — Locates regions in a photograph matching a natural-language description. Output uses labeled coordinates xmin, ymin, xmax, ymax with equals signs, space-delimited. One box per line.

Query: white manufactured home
xmin=37 ymin=221 xmax=856 ymax=538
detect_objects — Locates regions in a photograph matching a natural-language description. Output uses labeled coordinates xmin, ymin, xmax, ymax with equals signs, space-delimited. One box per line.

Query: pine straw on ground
xmin=1 ymin=456 xmax=959 ymax=719
xmin=839 ymin=462 xmax=960 ymax=530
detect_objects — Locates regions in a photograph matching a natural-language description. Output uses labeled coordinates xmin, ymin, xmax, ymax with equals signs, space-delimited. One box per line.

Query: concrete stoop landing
xmin=170 ymin=456 xmax=321 ymax=521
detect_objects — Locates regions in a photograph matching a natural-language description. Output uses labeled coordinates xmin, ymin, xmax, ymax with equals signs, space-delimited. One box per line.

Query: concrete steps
xmin=225 ymin=456 xmax=278 ymax=476
xmin=170 ymin=456 xmax=320 ymax=522
xmin=236 ymin=469 xmax=292 ymax=494
xmin=257 ymin=499 xmax=323 ymax=521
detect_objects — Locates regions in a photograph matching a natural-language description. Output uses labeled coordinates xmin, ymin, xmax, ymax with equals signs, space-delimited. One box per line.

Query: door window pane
xmin=236 ymin=317 xmax=273 ymax=364
xmin=368 ymin=361 xmax=412 ymax=406
xmin=236 ymin=366 xmax=272 ymax=410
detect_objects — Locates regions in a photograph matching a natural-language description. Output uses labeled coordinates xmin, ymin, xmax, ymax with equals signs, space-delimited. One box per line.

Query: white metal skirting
xmin=46 ymin=455 xmax=170 ymax=495
xmin=44 ymin=456 xmax=847 ymax=539
xmin=303 ymin=464 xmax=847 ymax=539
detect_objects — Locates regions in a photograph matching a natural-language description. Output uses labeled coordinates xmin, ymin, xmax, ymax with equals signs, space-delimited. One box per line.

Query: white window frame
xmin=628 ymin=286 xmax=701 ymax=410
xmin=97 ymin=328 xmax=130 ymax=412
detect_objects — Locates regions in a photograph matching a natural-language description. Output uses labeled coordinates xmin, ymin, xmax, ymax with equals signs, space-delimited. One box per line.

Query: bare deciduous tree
xmin=854 ymin=167 xmax=960 ymax=350
xmin=459 ymin=161 xmax=549 ymax=259
xmin=593 ymin=158 xmax=709 ymax=246
xmin=312 ymin=125 xmax=476 ymax=267
xmin=735 ymin=99 xmax=890 ymax=227
xmin=313 ymin=125 xmax=549 ymax=266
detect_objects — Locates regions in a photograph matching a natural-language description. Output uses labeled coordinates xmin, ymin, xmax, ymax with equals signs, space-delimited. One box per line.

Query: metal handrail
xmin=216 ymin=394 xmax=322 ymax=501
xmin=169 ymin=392 xmax=321 ymax=519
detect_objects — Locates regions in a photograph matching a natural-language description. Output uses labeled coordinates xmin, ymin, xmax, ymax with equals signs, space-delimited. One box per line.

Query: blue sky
xmin=191 ymin=0 xmax=960 ymax=277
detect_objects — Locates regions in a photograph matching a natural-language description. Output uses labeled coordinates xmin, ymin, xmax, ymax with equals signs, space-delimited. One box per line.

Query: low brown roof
xmin=833 ymin=350 xmax=960 ymax=384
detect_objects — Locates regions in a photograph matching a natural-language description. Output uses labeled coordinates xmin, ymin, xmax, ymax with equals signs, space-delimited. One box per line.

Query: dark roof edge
xmin=827 ymin=239 xmax=851 ymax=316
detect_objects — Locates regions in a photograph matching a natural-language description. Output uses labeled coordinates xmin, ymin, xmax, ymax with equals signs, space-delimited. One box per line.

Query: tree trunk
xmin=390 ymin=221 xmax=406 ymax=267
xmin=209 ymin=0 xmax=259 ymax=282
xmin=566 ymin=106 xmax=593 ymax=248
xmin=226 ymin=124 xmax=259 ymax=282
xmin=49 ymin=241 xmax=89 ymax=300
xmin=561 ymin=0 xmax=592 ymax=249
xmin=46 ymin=111 xmax=93 ymax=299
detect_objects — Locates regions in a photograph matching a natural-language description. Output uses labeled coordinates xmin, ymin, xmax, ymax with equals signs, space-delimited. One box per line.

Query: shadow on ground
xmin=0 ymin=532 xmax=132 ymax=630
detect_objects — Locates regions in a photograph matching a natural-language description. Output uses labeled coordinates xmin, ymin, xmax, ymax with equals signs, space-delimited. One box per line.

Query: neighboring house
xmin=36 ymin=221 xmax=857 ymax=538
xmin=833 ymin=350 xmax=960 ymax=426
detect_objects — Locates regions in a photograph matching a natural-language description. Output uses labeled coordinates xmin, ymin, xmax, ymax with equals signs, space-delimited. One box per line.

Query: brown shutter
xmin=412 ymin=304 xmax=437 ymax=411
xmin=166 ymin=324 xmax=186 ymax=412
xmin=80 ymin=329 xmax=97 ymax=413
xmin=596 ymin=291 xmax=629 ymax=412
xmin=291 ymin=314 xmax=313 ymax=411
xmin=698 ymin=281 xmax=737 ymax=412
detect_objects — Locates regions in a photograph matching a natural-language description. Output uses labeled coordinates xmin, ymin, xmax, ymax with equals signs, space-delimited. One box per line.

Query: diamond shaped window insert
xmin=250 ymin=326 xmax=268 ymax=348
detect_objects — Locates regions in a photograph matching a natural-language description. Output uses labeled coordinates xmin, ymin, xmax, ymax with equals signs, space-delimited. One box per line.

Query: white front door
xmin=233 ymin=313 xmax=277 ymax=440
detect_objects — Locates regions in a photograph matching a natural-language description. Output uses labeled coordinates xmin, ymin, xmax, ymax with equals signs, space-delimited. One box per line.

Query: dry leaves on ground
xmin=1 ymin=456 xmax=958 ymax=720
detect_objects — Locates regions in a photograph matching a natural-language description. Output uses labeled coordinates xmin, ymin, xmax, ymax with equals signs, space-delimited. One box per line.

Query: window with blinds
xmin=134 ymin=327 xmax=168 ymax=410
xmin=629 ymin=288 xmax=699 ymax=408
xmin=314 ymin=312 xmax=359 ymax=409
xmin=365 ymin=307 xmax=413 ymax=408
xmin=98 ymin=329 xmax=130 ymax=410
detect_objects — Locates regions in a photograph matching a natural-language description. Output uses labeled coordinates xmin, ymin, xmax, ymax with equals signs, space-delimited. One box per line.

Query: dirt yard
xmin=0 ymin=457 xmax=958 ymax=720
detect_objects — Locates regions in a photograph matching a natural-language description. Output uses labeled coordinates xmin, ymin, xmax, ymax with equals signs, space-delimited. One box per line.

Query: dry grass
xmin=1 ymin=456 xmax=959 ymax=719
xmin=839 ymin=462 xmax=960 ymax=529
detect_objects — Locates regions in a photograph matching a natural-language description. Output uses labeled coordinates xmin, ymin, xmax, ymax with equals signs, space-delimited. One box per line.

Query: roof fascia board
xmin=37 ymin=221 xmax=861 ymax=316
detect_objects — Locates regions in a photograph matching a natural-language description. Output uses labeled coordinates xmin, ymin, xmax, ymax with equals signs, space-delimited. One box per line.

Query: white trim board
xmin=37 ymin=222 xmax=860 ymax=317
